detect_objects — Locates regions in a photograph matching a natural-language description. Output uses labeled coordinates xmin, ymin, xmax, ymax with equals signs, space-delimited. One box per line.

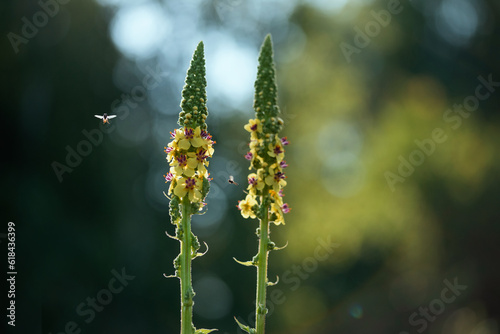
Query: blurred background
xmin=2 ymin=0 xmax=500 ymax=333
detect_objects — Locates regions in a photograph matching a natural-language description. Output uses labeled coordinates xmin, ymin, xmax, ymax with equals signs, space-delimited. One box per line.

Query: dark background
xmin=2 ymin=0 xmax=500 ymax=333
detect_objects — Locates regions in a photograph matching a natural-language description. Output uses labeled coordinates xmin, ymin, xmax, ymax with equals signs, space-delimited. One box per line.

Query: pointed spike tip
xmin=179 ymin=40 xmax=208 ymax=128
xmin=264 ymin=33 xmax=272 ymax=47
xmin=194 ymin=41 xmax=204 ymax=58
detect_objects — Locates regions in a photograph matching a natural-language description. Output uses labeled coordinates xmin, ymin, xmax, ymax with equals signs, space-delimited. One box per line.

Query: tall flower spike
xmin=179 ymin=42 xmax=208 ymax=130
xmin=235 ymin=34 xmax=290 ymax=334
xmin=164 ymin=41 xmax=216 ymax=334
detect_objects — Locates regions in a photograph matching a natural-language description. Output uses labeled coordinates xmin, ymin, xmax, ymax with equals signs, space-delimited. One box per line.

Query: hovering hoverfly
xmin=94 ymin=113 xmax=117 ymax=124
xmin=228 ymin=175 xmax=238 ymax=185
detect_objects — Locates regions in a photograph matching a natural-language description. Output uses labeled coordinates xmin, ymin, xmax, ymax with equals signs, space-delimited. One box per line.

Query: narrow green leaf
xmin=233 ymin=257 xmax=256 ymax=267
xmin=234 ymin=317 xmax=255 ymax=334
xmin=272 ymin=240 xmax=288 ymax=251
xmin=194 ymin=328 xmax=218 ymax=334
xmin=267 ymin=275 xmax=279 ymax=287
xmin=163 ymin=273 xmax=178 ymax=279
xmin=165 ymin=231 xmax=179 ymax=240
xmin=192 ymin=241 xmax=209 ymax=260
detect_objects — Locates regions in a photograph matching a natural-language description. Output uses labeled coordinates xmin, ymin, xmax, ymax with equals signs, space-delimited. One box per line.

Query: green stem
xmin=180 ymin=197 xmax=193 ymax=334
xmin=255 ymin=204 xmax=270 ymax=334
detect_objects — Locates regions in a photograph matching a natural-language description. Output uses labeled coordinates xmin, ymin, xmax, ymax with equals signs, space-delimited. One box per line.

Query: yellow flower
xmin=165 ymin=142 xmax=178 ymax=163
xmin=247 ymin=145 xmax=264 ymax=170
xmin=173 ymin=176 xmax=203 ymax=202
xmin=170 ymin=154 xmax=197 ymax=177
xmin=187 ymin=147 xmax=209 ymax=176
xmin=244 ymin=119 xmax=263 ymax=139
xmin=249 ymin=139 xmax=263 ymax=151
xmin=238 ymin=194 xmax=258 ymax=219
xmin=247 ymin=172 xmax=265 ymax=194
xmin=177 ymin=127 xmax=206 ymax=150
xmin=269 ymin=189 xmax=283 ymax=206
xmin=205 ymin=142 xmax=214 ymax=158
xmin=265 ymin=170 xmax=287 ymax=192
xmin=267 ymin=141 xmax=284 ymax=163
xmin=270 ymin=203 xmax=285 ymax=225
xmin=163 ymin=172 xmax=176 ymax=195
xmin=170 ymin=128 xmax=189 ymax=150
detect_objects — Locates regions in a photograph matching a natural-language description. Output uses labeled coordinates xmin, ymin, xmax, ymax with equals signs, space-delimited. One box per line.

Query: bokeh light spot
xmin=435 ymin=0 xmax=479 ymax=46
xmin=349 ymin=303 xmax=363 ymax=319
xmin=110 ymin=2 xmax=171 ymax=59
xmin=207 ymin=36 xmax=257 ymax=110
xmin=193 ymin=275 xmax=233 ymax=320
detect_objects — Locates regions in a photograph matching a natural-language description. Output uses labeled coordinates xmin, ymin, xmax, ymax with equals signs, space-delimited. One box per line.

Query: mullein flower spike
xmin=164 ymin=41 xmax=216 ymax=334
xmin=238 ymin=35 xmax=290 ymax=226
xmin=235 ymin=34 xmax=290 ymax=334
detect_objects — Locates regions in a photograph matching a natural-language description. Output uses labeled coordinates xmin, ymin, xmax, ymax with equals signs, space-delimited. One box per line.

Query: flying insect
xmin=94 ymin=113 xmax=117 ymax=124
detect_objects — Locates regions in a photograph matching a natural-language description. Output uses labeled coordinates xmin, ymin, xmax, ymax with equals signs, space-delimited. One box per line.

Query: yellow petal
xmin=174 ymin=184 xmax=187 ymax=198
xmin=198 ymin=164 xmax=207 ymax=174
xmin=265 ymin=175 xmax=274 ymax=186
xmin=189 ymin=188 xmax=202 ymax=202
xmin=174 ymin=166 xmax=184 ymax=176
xmin=174 ymin=129 xmax=185 ymax=140
xmin=185 ymin=168 xmax=196 ymax=177
xmin=178 ymin=139 xmax=190 ymax=150
xmin=187 ymin=158 xmax=198 ymax=169
xmin=191 ymin=137 xmax=205 ymax=148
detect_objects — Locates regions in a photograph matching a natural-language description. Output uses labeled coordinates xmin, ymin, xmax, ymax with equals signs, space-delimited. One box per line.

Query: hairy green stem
xmin=180 ymin=197 xmax=193 ymax=334
xmin=255 ymin=204 xmax=270 ymax=334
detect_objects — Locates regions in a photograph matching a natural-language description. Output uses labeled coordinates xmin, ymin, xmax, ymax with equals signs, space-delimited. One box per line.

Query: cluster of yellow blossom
xmin=238 ymin=118 xmax=290 ymax=224
xmin=163 ymin=126 xmax=214 ymax=205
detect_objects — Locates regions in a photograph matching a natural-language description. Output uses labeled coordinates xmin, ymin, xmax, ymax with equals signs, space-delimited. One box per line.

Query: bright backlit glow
xmin=110 ymin=2 xmax=171 ymax=59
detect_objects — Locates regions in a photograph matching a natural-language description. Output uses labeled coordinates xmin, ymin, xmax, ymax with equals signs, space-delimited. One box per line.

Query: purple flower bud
xmin=282 ymin=203 xmax=291 ymax=214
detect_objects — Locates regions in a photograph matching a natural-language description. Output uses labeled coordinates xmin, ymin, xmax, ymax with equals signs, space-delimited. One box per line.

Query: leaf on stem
xmin=194 ymin=328 xmax=218 ymax=334
xmin=165 ymin=231 xmax=179 ymax=240
xmin=267 ymin=275 xmax=279 ymax=287
xmin=163 ymin=273 xmax=178 ymax=279
xmin=234 ymin=317 xmax=256 ymax=334
xmin=192 ymin=241 xmax=209 ymax=260
xmin=233 ymin=257 xmax=256 ymax=267
xmin=272 ymin=240 xmax=288 ymax=251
